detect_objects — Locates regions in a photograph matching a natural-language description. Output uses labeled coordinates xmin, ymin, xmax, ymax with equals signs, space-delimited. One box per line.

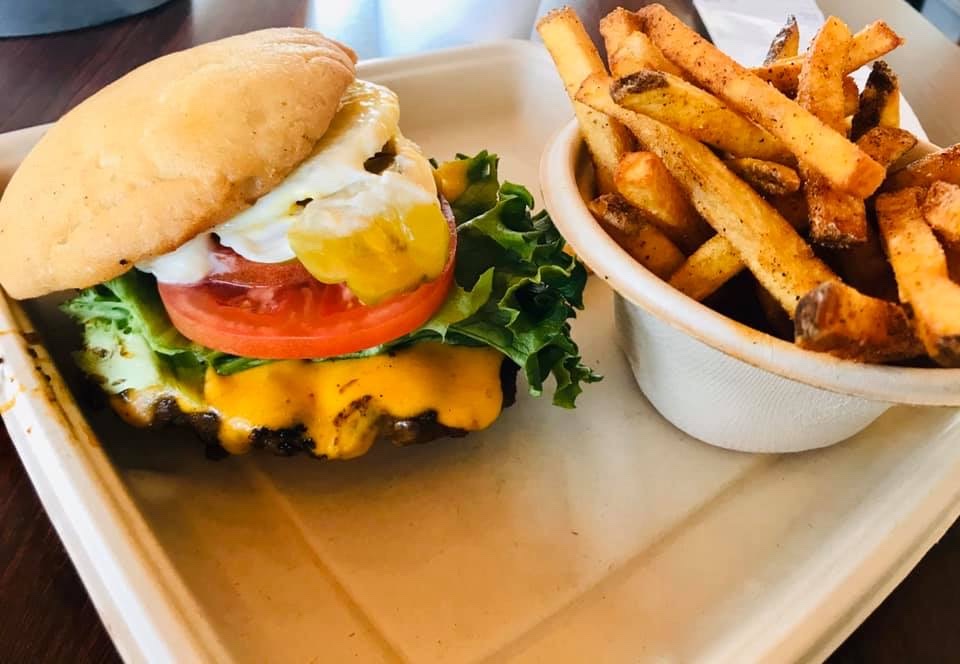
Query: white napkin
xmin=692 ymin=0 xmax=927 ymax=139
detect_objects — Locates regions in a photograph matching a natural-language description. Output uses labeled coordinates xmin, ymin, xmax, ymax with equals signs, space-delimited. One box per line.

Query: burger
xmin=0 ymin=29 xmax=596 ymax=459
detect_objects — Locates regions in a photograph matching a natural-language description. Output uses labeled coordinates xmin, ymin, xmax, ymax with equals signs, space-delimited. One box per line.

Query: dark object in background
xmin=0 ymin=0 xmax=174 ymax=37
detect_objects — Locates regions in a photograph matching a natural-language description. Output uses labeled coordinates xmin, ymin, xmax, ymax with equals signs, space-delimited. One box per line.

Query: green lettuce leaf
xmin=62 ymin=151 xmax=599 ymax=407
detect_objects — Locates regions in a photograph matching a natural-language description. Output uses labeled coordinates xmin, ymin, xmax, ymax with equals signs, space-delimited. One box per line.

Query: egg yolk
xmin=288 ymin=187 xmax=449 ymax=305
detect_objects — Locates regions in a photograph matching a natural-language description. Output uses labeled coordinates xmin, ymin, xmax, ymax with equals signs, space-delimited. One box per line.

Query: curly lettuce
xmin=62 ymin=151 xmax=599 ymax=407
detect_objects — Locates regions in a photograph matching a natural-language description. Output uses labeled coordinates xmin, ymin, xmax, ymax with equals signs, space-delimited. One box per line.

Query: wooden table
xmin=1 ymin=1 xmax=959 ymax=661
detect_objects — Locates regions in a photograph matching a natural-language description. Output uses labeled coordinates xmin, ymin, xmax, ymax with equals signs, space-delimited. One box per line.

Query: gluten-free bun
xmin=0 ymin=28 xmax=356 ymax=299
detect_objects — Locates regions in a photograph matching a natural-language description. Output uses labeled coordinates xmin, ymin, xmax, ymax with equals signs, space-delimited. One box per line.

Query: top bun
xmin=0 ymin=28 xmax=356 ymax=299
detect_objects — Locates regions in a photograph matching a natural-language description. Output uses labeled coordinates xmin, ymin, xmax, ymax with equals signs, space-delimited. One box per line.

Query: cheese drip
xmin=113 ymin=343 xmax=505 ymax=459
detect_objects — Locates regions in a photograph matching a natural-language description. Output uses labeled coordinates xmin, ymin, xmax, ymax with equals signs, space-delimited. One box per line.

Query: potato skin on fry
xmin=587 ymin=193 xmax=685 ymax=279
xmin=794 ymin=281 xmax=923 ymax=362
xmin=851 ymin=61 xmax=900 ymax=141
xmin=724 ymin=157 xmax=800 ymax=196
xmin=763 ymin=15 xmax=799 ymax=65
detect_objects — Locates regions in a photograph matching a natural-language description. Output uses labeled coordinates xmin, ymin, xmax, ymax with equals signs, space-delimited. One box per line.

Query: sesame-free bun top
xmin=0 ymin=28 xmax=356 ymax=299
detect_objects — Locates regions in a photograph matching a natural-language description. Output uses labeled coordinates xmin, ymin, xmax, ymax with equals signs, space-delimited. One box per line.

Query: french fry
xmin=855 ymin=126 xmax=917 ymax=168
xmin=668 ymin=234 xmax=744 ymax=301
xmin=794 ymin=281 xmax=923 ymax=362
xmin=797 ymin=17 xmax=867 ymax=247
xmin=577 ymin=72 xmax=836 ymax=314
xmin=638 ymin=4 xmax=886 ymax=198
xmin=851 ymin=61 xmax=900 ymax=140
xmin=766 ymin=192 xmax=809 ymax=232
xmin=575 ymin=148 xmax=597 ymax=204
xmin=537 ymin=8 xmax=633 ymax=193
xmin=922 ymin=181 xmax=960 ymax=245
xmin=609 ymin=30 xmax=685 ymax=79
xmin=803 ymin=179 xmax=867 ymax=247
xmin=886 ymin=144 xmax=960 ymax=190
xmin=614 ymin=151 xmax=713 ymax=252
xmin=763 ymin=15 xmax=800 ymax=65
xmin=610 ymin=70 xmax=791 ymax=162
xmin=598 ymin=7 xmax=640 ymax=59
xmin=800 ymin=14 xmax=853 ymax=137
xmin=724 ymin=157 xmax=800 ymax=196
xmin=842 ymin=76 xmax=860 ymax=118
xmin=587 ymin=193 xmax=685 ymax=279
xmin=752 ymin=20 xmax=904 ymax=94
xmin=877 ymin=187 xmax=960 ymax=366
xmin=836 ymin=125 xmax=912 ymax=299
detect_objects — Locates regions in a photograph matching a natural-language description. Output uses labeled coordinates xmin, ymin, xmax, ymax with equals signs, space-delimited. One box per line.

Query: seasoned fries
xmin=577 ymin=73 xmax=836 ymax=314
xmin=548 ymin=4 xmax=960 ymax=368
xmin=851 ymin=61 xmax=900 ymax=140
xmin=723 ymin=158 xmax=800 ymax=196
xmin=797 ymin=18 xmax=851 ymax=135
xmin=886 ymin=144 xmax=960 ymax=189
xmin=877 ymin=188 xmax=960 ymax=366
xmin=668 ymin=234 xmax=743 ymax=301
xmin=856 ymin=126 xmax=918 ymax=168
xmin=537 ymin=8 xmax=633 ymax=193
xmin=923 ymin=181 xmax=960 ymax=245
xmin=587 ymin=194 xmax=685 ymax=279
xmin=794 ymin=281 xmax=922 ymax=362
xmin=614 ymin=151 xmax=712 ymax=251
xmin=842 ymin=76 xmax=860 ymax=118
xmin=610 ymin=70 xmax=790 ymax=162
xmin=637 ymin=4 xmax=886 ymax=198
xmin=609 ymin=31 xmax=684 ymax=78
xmin=752 ymin=20 xmax=904 ymax=93
xmin=764 ymin=15 xmax=799 ymax=65
xmin=598 ymin=7 xmax=640 ymax=58
xmin=796 ymin=17 xmax=867 ymax=247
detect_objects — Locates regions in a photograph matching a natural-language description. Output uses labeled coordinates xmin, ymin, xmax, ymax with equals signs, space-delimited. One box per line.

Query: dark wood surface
xmin=1 ymin=1 xmax=960 ymax=661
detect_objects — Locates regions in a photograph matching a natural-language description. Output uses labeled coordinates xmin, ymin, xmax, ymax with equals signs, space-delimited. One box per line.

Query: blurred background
xmin=1 ymin=0 xmax=958 ymax=45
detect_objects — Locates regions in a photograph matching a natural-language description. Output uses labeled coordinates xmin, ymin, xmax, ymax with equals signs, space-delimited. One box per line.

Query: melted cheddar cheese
xmin=433 ymin=159 xmax=470 ymax=203
xmin=113 ymin=343 xmax=505 ymax=459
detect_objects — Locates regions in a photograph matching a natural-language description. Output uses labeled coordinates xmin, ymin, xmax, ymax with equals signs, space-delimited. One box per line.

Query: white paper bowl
xmin=541 ymin=120 xmax=960 ymax=453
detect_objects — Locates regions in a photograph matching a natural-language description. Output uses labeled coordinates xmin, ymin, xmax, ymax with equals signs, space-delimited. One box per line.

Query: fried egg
xmin=138 ymin=80 xmax=449 ymax=304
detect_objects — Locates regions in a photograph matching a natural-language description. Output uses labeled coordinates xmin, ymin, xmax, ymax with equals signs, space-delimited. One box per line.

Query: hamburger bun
xmin=0 ymin=28 xmax=357 ymax=299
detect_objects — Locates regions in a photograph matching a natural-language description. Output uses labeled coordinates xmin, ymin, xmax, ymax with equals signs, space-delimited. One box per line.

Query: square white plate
xmin=3 ymin=40 xmax=960 ymax=663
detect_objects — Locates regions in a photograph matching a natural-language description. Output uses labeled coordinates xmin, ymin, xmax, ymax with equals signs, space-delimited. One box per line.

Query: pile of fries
xmin=538 ymin=4 xmax=960 ymax=366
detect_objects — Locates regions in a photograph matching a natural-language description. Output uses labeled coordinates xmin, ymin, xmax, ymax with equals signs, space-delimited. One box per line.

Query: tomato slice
xmin=157 ymin=222 xmax=456 ymax=360
xmin=207 ymin=244 xmax=314 ymax=288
